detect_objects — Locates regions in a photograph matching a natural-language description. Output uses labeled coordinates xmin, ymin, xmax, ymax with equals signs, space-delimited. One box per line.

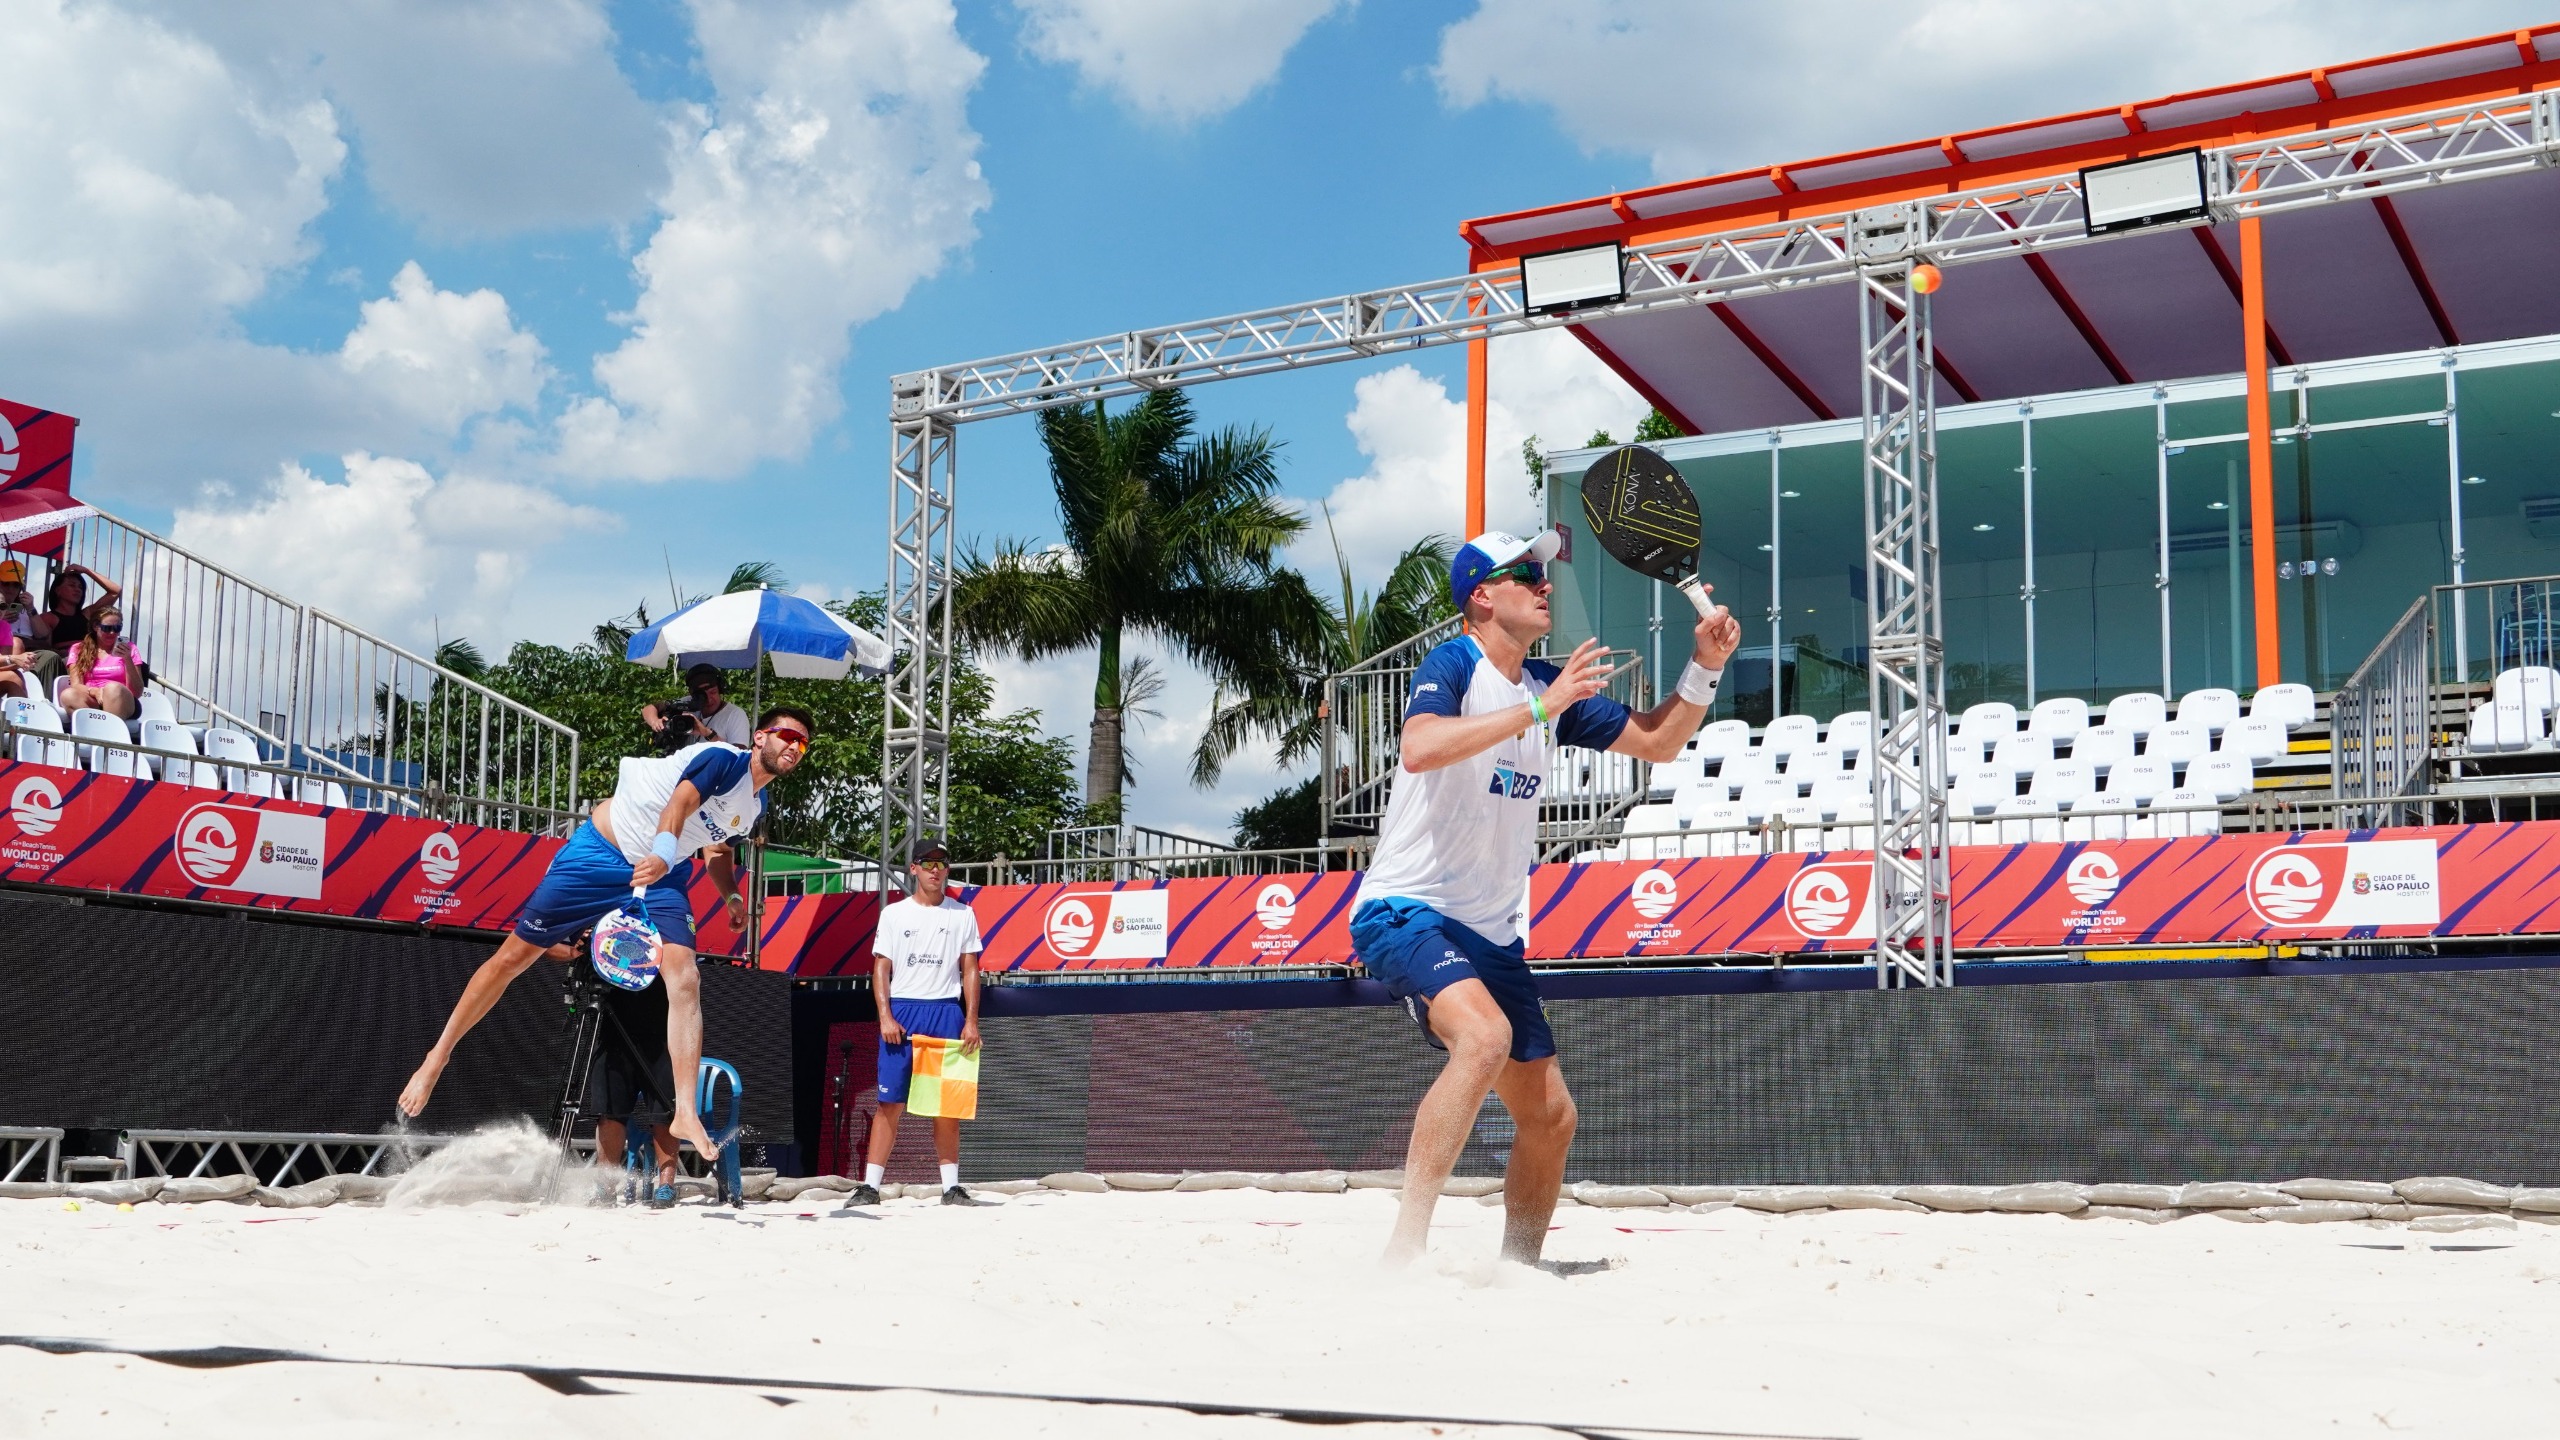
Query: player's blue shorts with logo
xmin=1349 ymin=897 xmax=1555 ymax=1062
xmin=514 ymin=821 xmax=699 ymax=950
xmin=878 ymin=997 xmax=967 ymax=1104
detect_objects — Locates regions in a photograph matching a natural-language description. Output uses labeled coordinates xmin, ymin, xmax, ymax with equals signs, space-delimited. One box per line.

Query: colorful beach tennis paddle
xmin=1579 ymin=444 xmax=1715 ymax=617
xmin=589 ymin=888 xmax=663 ymax=992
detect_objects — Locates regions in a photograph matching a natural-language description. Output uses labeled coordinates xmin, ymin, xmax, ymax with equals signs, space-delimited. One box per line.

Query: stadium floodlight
xmin=1520 ymin=242 xmax=1626 ymax=315
xmin=2079 ymin=149 xmax=2209 ymax=238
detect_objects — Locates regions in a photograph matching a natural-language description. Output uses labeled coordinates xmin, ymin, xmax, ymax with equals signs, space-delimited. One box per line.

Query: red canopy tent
xmin=0 ymin=397 xmax=90 ymax=554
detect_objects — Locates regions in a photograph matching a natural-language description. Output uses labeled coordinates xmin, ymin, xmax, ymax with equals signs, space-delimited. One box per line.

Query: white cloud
xmin=170 ymin=453 xmax=611 ymax=646
xmin=554 ymin=0 xmax=991 ymax=482
xmin=341 ymin=262 xmax=550 ymax=432
xmin=1437 ymin=0 xmax=2549 ymax=180
xmin=0 ymin=1 xmax=341 ymax=339
xmin=1014 ymin=0 xmax=1348 ymax=124
xmin=1294 ymin=330 xmax=1647 ymax=587
xmin=142 ymin=0 xmax=666 ymax=234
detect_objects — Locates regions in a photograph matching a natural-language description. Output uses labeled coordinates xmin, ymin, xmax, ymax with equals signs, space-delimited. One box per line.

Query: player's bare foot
xmin=396 ymin=1055 xmax=446 ymax=1117
xmin=670 ymin=1112 xmax=721 ymax=1158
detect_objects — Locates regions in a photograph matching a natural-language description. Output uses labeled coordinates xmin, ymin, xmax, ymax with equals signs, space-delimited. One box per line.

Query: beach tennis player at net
xmin=1352 ymin=529 xmax=1739 ymax=1268
xmin=396 ymin=708 xmax=815 ymax=1157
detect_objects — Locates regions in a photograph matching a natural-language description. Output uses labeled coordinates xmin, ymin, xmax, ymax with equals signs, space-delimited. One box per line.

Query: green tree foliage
xmin=1522 ymin=409 xmax=1682 ymax=500
xmin=951 ymin=390 xmax=1331 ymax=821
xmin=1232 ymin=774 xmax=1318 ymax=851
xmin=468 ymin=589 xmax=1082 ymax=863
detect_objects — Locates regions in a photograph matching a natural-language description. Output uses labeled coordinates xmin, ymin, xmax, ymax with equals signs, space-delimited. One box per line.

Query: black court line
xmin=1 ymin=1335 xmax=1848 ymax=1440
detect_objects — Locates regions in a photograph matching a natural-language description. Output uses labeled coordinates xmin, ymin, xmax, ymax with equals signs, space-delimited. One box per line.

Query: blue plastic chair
xmin=620 ymin=1057 xmax=747 ymax=1207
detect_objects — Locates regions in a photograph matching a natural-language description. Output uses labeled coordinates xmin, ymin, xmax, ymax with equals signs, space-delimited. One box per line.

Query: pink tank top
xmin=80 ymin=647 xmax=132 ymax=689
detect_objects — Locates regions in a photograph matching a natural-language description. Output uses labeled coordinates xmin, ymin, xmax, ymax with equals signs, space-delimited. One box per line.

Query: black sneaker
xmin=940 ymin=1185 xmax=980 ymax=1207
xmin=840 ymin=1183 xmax=881 ymax=1208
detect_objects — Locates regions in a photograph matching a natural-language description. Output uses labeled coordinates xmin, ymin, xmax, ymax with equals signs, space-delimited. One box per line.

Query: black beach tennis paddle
xmin=1579 ymin=444 xmax=1715 ymax=617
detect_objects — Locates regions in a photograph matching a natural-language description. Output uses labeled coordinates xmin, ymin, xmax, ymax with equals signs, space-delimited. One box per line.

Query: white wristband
xmin=1676 ymin=662 xmax=1722 ymax=707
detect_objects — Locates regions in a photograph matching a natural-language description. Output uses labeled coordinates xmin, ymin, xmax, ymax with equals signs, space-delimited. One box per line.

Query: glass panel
xmin=1939 ymin=421 xmax=2026 ymax=710
xmin=2164 ymin=438 xmax=2255 ymax=696
xmin=1674 ymin=449 xmax=1774 ymax=722
xmin=2282 ymin=414 xmax=2454 ymax=691
xmin=2307 ymin=372 xmax=2442 ymax=425
xmin=1773 ymin=439 xmax=1870 ymax=722
xmin=2443 ymin=358 xmax=2560 ymax=681
xmin=2026 ymin=406 xmax=2161 ymax=704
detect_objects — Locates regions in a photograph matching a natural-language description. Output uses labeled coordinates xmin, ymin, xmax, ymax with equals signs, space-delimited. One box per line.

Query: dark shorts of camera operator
xmin=591 ymin=976 xmax=677 ymax=1125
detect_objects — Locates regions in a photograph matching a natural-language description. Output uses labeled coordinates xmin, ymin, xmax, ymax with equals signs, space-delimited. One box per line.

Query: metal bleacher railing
xmin=2334 ymin=573 xmax=2560 ymax=825
xmin=35 ymin=510 xmax=581 ymax=833
xmin=1319 ymin=616 xmax=1653 ymax=861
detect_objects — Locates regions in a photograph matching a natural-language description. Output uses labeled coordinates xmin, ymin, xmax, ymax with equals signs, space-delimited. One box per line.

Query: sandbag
xmin=2276 ymin=1178 xmax=2398 ymax=1204
xmin=332 ymin=1175 xmax=396 ymax=1202
xmin=1040 ymin=1171 xmax=1110 ymax=1194
xmin=2178 ymin=1183 xmax=2294 ymax=1209
xmin=2077 ymin=1205 xmax=2182 ymax=1224
xmin=1255 ymin=1172 xmax=1347 ymax=1194
xmin=1439 ymin=1176 xmax=1504 ymax=1197
xmin=1574 ymin=1184 xmax=1670 ymax=1209
xmin=2392 ymin=1176 xmax=2515 ymax=1208
xmin=161 ymin=1175 xmax=259 ymax=1204
xmin=1987 ymin=1183 xmax=2088 ymax=1214
xmin=1823 ymin=1188 xmax=1927 ymax=1213
xmin=1345 ymin=1170 xmax=1406 ymax=1190
xmin=0 ymin=1181 xmax=65 ymax=1199
xmin=1896 ymin=1186 xmax=1996 ymax=1212
xmin=1173 ymin=1172 xmax=1257 ymax=1192
xmin=2506 ymin=1188 xmax=2560 ymax=1214
xmin=1101 ymin=1172 xmax=1183 ymax=1191
xmin=971 ymin=1179 xmax=1047 ymax=1195
xmin=2410 ymin=1212 xmax=2515 ymax=1233
xmin=1657 ymin=1185 xmax=1738 ymax=1206
xmin=1734 ymin=1187 xmax=1831 ymax=1213
xmin=253 ymin=1179 xmax=346 ymax=1208
xmin=68 ymin=1179 xmax=162 ymax=1204
xmin=2255 ymin=1201 xmax=2371 ymax=1223
xmin=2085 ymin=1183 xmax=2181 ymax=1209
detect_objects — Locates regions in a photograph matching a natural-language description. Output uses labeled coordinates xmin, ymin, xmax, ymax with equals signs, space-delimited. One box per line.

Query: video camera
xmin=646 ymin=663 xmax=727 ymax=754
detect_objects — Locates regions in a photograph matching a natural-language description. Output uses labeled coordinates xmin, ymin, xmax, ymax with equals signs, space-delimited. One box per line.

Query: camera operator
xmin=642 ymin=663 xmax=749 ymax=750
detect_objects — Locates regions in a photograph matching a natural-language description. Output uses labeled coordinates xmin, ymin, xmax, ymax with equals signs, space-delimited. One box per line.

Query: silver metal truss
xmin=119 ymin=1129 xmax=461 ymax=1185
xmin=2 ymin=1125 xmax=62 ymax=1183
xmin=1855 ymin=204 xmax=1953 ymax=990
xmin=882 ymin=386 xmax=958 ymax=872
xmin=50 ymin=509 xmax=580 ymax=832
xmin=887 ymin=88 xmax=2560 ymax=871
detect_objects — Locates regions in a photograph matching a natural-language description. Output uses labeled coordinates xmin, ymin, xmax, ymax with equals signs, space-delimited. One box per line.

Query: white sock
xmin=940 ymin=1163 xmax=960 ymax=1189
xmin=863 ymin=1163 xmax=884 ymax=1187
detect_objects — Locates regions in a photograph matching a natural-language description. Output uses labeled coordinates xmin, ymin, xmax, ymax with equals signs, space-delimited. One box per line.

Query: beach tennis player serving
xmin=396 ymin=708 xmax=815 ymax=1158
xmin=1353 ymin=505 xmax=1739 ymax=1268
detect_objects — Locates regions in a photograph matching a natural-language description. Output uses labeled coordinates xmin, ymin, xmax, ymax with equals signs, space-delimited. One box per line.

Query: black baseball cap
xmin=683 ymin=663 xmax=725 ymax=688
xmin=912 ymin=840 xmax=950 ymax=862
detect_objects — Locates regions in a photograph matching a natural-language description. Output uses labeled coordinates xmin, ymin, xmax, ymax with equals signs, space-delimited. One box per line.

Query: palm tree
xmin=953 ymin=391 xmax=1328 ymax=820
xmin=1191 ymin=507 xmax=1453 ymax=786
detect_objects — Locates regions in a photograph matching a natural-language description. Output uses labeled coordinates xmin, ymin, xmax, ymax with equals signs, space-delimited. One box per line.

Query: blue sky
xmin=1 ymin=0 xmax=2536 ymax=837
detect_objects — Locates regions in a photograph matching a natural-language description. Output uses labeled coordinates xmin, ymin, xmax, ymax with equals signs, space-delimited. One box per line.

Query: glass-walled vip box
xmin=1547 ymin=337 xmax=2560 ymax=722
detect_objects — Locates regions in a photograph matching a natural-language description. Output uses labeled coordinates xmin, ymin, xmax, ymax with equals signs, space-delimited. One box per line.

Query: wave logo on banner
xmin=1255 ymin=882 xmax=1296 ymax=931
xmin=174 ymin=801 xmax=326 ymax=899
xmin=418 ymin=832 xmax=462 ymax=887
xmin=2246 ymin=840 xmax=2440 ymax=928
xmin=2065 ymin=851 xmax=2121 ymax=907
xmin=9 ymin=775 xmax=63 ymax=837
xmin=1784 ymin=864 xmax=1873 ymax=940
xmin=1629 ymin=867 xmax=1679 ymax=921
xmin=1042 ymin=889 xmax=1171 ymax=962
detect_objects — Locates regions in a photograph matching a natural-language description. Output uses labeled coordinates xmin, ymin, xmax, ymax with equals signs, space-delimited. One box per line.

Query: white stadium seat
xmin=4 ymin=696 xmax=75 ymax=769
xmin=1992 ymin=796 xmax=2060 ymax=844
xmin=1809 ymin=774 xmax=1867 ymax=820
xmin=2468 ymin=699 xmax=2545 ymax=753
xmin=1714 ymin=749 xmax=1775 ymax=794
xmin=1784 ymin=743 xmax=1843 ymax=783
xmin=2493 ymin=666 xmax=2560 ymax=718
xmin=2250 ymin=682 xmax=2316 ymax=732
xmin=2068 ymin=725 xmax=2132 ymax=775
xmin=1825 ymin=710 xmax=1873 ymax=759
xmin=2155 ymin=787 xmax=2224 ymax=838
xmin=2104 ymin=692 xmax=2167 ymax=738
xmin=135 ymin=690 xmax=179 ymax=728
xmin=295 ymin=775 xmax=351 ymax=809
xmin=1690 ymin=801 xmax=1751 ymax=858
xmin=202 ymin=728 xmax=274 ymax=797
xmin=2146 ymin=719 xmax=2212 ymax=770
xmin=1957 ymin=701 xmax=2019 ymax=751
xmin=2219 ymin=715 xmax=2287 ymax=765
xmin=1989 ymin=732 xmax=2054 ymax=777
xmin=2175 ymin=687 xmax=2242 ymax=734
xmin=2026 ymin=697 xmax=2090 ymax=743
xmin=1692 ymin=718 xmax=1753 ymax=763
xmin=1761 ymin=714 xmax=1821 ymax=761
xmin=1672 ymin=779 xmax=1725 ymax=828
xmin=71 ymin=708 xmax=138 ymax=778
xmin=1649 ymin=752 xmax=1706 ymax=798
xmin=1738 ymin=778 xmax=1797 ymax=822
xmin=2189 ymin=753 xmax=2253 ymax=803
xmin=1777 ymin=801 xmax=1826 ymax=852
xmin=2103 ymin=756 xmax=2173 ymax=805
xmin=1826 ymin=801 xmax=1876 ymax=851
xmin=2069 ymin=792 xmax=2137 ymax=842
xmin=139 ymin=719 xmax=208 ymax=787
xmin=2026 ymin=759 xmax=2096 ymax=810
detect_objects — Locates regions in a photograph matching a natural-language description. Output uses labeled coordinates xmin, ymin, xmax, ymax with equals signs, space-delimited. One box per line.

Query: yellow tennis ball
xmin=62 ymin=1200 xmax=80 ymax=1211
xmin=1910 ymin=264 xmax=1944 ymax=295
xmin=118 ymin=1202 xmax=135 ymax=1212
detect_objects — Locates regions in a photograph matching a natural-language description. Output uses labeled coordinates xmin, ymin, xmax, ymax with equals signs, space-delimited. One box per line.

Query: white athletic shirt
xmin=605 ymin=742 xmax=762 ymax=866
xmin=694 ymin=699 xmax=751 ymax=747
xmin=1354 ymin=635 xmax=1630 ymax=944
xmin=876 ymin=894 xmax=983 ymax=1001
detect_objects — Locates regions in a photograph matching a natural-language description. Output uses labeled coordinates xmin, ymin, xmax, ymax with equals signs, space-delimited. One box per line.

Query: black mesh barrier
xmin=0 ymin=893 xmax=792 ymax=1144
xmin=909 ymin=966 xmax=2560 ymax=1186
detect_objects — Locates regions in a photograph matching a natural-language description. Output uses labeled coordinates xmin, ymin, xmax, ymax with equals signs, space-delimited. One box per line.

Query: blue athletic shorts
xmin=514 ymin=822 xmax=699 ymax=951
xmin=878 ymin=997 xmax=966 ymax=1104
xmin=1349 ymin=897 xmax=1555 ymax=1063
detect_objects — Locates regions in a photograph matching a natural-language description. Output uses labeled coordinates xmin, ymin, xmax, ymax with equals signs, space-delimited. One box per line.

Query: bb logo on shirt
xmin=1486 ymin=764 xmax=1542 ymax=801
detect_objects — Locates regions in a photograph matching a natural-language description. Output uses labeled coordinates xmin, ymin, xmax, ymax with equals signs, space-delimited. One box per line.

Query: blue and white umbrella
xmin=624 ymin=588 xmax=892 ymax=680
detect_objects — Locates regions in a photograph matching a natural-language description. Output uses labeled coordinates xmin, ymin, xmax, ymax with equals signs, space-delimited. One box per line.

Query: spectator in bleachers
xmin=61 ymin=607 xmax=141 ymax=720
xmin=0 ymin=560 xmax=61 ymax=696
xmin=33 ymin=562 xmax=121 ymax=663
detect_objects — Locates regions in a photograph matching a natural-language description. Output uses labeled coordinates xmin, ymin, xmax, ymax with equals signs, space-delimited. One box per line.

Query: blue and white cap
xmin=1449 ymin=529 xmax=1561 ymax=610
